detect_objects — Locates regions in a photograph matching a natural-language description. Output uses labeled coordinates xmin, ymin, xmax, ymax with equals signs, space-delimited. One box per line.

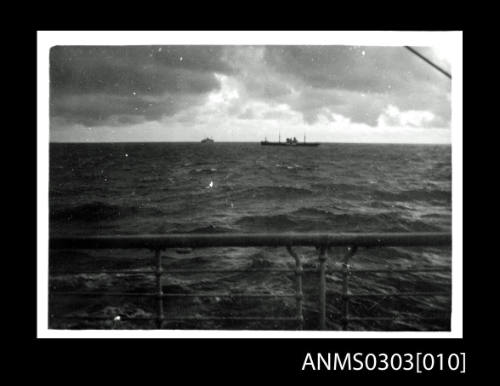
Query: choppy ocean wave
xmin=49 ymin=143 xmax=451 ymax=330
xmin=50 ymin=201 xmax=165 ymax=222
xmin=234 ymin=210 xmax=442 ymax=233
xmin=230 ymin=185 xmax=315 ymax=200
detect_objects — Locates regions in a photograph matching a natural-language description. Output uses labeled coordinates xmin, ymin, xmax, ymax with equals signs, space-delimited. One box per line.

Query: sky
xmin=50 ymin=45 xmax=452 ymax=143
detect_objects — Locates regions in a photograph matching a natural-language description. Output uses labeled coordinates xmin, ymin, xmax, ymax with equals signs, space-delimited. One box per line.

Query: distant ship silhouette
xmin=261 ymin=132 xmax=319 ymax=147
xmin=201 ymin=137 xmax=214 ymax=143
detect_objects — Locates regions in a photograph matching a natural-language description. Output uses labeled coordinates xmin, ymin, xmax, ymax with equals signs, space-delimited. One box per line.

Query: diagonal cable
xmin=405 ymin=46 xmax=452 ymax=79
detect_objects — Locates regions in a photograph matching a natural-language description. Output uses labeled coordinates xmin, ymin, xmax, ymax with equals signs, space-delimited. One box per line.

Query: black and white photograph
xmin=38 ymin=31 xmax=462 ymax=336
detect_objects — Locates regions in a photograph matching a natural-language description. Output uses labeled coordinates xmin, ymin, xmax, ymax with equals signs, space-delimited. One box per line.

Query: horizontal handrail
xmin=50 ymin=266 xmax=451 ymax=275
xmin=51 ymin=315 xmax=299 ymax=323
xmin=51 ymin=291 xmax=297 ymax=298
xmin=50 ymin=232 xmax=451 ymax=249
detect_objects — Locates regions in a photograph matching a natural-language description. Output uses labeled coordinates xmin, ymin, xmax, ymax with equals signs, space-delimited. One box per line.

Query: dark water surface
xmin=49 ymin=142 xmax=452 ymax=330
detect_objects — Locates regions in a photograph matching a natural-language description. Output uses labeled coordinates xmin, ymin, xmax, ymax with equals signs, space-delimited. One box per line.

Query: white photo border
xmin=37 ymin=30 xmax=463 ymax=339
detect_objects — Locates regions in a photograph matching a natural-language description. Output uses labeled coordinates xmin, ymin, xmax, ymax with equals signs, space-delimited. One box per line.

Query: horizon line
xmin=49 ymin=140 xmax=451 ymax=145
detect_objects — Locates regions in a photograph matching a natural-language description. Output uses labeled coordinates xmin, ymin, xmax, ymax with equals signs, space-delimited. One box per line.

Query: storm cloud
xmin=261 ymin=45 xmax=450 ymax=126
xmin=49 ymin=45 xmax=452 ymax=142
xmin=50 ymin=46 xmax=234 ymax=126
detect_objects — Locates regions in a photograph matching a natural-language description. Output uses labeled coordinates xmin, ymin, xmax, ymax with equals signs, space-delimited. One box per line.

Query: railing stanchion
xmin=342 ymin=246 xmax=357 ymax=330
xmin=318 ymin=246 xmax=327 ymax=330
xmin=155 ymin=249 xmax=164 ymax=329
xmin=287 ymin=246 xmax=304 ymax=330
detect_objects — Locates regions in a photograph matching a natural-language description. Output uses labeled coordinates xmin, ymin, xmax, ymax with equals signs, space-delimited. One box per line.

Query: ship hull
xmin=260 ymin=141 xmax=320 ymax=147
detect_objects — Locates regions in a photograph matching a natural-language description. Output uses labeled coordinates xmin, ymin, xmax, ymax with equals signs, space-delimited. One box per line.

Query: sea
xmin=49 ymin=142 xmax=452 ymax=330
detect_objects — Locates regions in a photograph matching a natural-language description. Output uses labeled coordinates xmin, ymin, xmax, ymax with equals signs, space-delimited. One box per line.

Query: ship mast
xmin=279 ymin=130 xmax=281 ymax=143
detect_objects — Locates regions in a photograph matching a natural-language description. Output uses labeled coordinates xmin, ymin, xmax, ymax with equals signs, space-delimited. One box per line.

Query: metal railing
xmin=49 ymin=232 xmax=451 ymax=330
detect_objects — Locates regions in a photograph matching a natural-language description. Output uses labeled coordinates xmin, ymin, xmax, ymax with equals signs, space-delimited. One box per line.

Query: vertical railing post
xmin=342 ymin=246 xmax=357 ymax=330
xmin=155 ymin=249 xmax=164 ymax=329
xmin=286 ymin=246 xmax=304 ymax=330
xmin=318 ymin=246 xmax=327 ymax=330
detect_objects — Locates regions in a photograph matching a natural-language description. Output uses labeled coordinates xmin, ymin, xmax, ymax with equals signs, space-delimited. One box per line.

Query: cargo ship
xmin=261 ymin=133 xmax=319 ymax=147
